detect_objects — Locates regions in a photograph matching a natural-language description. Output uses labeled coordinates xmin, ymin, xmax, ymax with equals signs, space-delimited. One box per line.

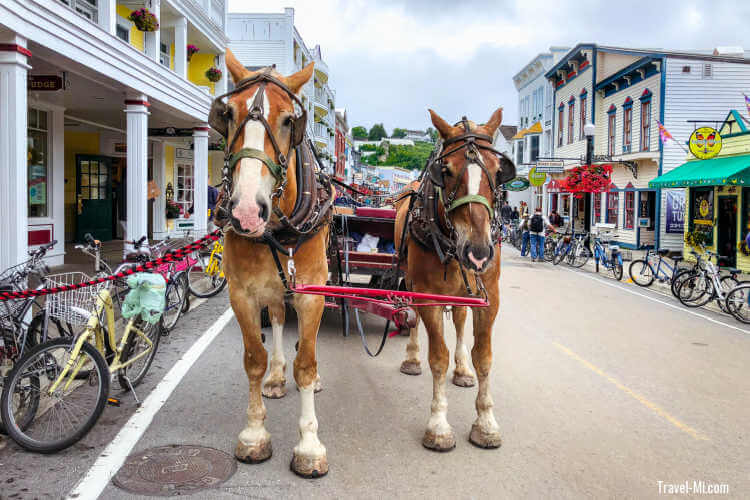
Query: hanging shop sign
xmin=504 ymin=177 xmax=530 ymax=192
xmin=528 ymin=167 xmax=547 ymax=187
xmin=665 ymin=190 xmax=685 ymax=234
xmin=27 ymin=75 xmax=63 ymax=91
xmin=689 ymin=127 xmax=722 ymax=160
xmin=534 ymin=160 xmax=565 ymax=173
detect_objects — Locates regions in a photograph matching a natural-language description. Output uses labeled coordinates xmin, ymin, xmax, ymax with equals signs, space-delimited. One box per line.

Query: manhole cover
xmin=113 ymin=445 xmax=237 ymax=497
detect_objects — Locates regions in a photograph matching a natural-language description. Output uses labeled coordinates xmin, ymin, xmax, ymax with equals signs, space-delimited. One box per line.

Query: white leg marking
xmin=427 ymin=374 xmax=451 ymax=435
xmin=238 ymin=400 xmax=271 ymax=446
xmin=455 ymin=342 xmax=473 ymax=373
xmin=295 ymin=386 xmax=326 ymax=457
xmin=270 ymin=320 xmax=285 ymax=370
xmin=475 ymin=377 xmax=499 ymax=432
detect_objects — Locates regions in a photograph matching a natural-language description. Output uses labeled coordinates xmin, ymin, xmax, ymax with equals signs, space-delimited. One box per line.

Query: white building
xmin=377 ymin=166 xmax=415 ymax=194
xmin=403 ymin=129 xmax=431 ymax=142
xmin=227 ymin=9 xmax=336 ymax=172
xmin=545 ymin=44 xmax=750 ymax=249
xmin=0 ymin=0 xmax=229 ymax=268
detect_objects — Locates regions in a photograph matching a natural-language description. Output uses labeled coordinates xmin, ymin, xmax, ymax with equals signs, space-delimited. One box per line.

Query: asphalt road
xmin=2 ymin=247 xmax=748 ymax=499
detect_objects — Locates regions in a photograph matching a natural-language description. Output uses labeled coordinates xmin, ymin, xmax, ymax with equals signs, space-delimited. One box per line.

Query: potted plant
xmin=166 ymin=200 xmax=181 ymax=219
xmin=128 ymin=8 xmax=159 ymax=32
xmin=685 ymin=228 xmax=711 ymax=249
xmin=187 ymin=44 xmax=199 ymax=61
xmin=205 ymin=67 xmax=222 ymax=82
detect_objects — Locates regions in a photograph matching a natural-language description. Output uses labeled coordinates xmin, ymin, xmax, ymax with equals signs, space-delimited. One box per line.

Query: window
xmin=116 ymin=20 xmax=130 ymax=42
xmin=640 ymin=91 xmax=652 ymax=152
xmin=28 ymin=108 xmax=49 ymax=218
xmin=607 ymin=106 xmax=616 ymax=156
xmin=58 ymin=0 xmax=98 ymax=22
xmin=516 ymin=140 xmax=524 ymax=166
xmin=579 ymin=92 xmax=587 ymax=140
xmin=175 ymin=152 xmax=194 ymax=216
xmin=160 ymin=42 xmax=171 ymax=68
xmin=607 ymin=192 xmax=619 ymax=226
xmin=593 ymin=192 xmax=601 ymax=223
xmin=550 ymin=194 xmax=558 ymax=213
xmin=689 ymin=187 xmax=714 ymax=242
xmin=623 ymin=98 xmax=633 ymax=153
xmin=625 ymin=191 xmax=635 ymax=229
xmin=702 ymin=63 xmax=712 ymax=79
xmin=530 ymin=135 xmax=539 ymax=162
xmin=558 ymin=105 xmax=564 ymax=147
xmin=567 ymin=100 xmax=575 ymax=144
xmin=562 ymin=194 xmax=570 ymax=217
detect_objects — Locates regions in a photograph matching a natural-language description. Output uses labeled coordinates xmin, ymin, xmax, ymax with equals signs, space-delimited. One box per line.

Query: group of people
xmin=500 ymin=201 xmax=561 ymax=262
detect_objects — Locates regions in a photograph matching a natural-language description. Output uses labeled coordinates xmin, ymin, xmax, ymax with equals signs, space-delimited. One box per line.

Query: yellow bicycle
xmin=0 ymin=284 xmax=163 ymax=453
xmin=187 ymin=235 xmax=227 ymax=297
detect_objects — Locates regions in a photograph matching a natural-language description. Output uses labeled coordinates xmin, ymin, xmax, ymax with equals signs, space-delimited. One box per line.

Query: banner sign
xmin=535 ymin=160 xmax=565 ymax=173
xmin=27 ymin=75 xmax=63 ymax=91
xmin=665 ymin=190 xmax=685 ymax=233
xmin=528 ymin=167 xmax=547 ymax=187
xmin=504 ymin=177 xmax=530 ymax=192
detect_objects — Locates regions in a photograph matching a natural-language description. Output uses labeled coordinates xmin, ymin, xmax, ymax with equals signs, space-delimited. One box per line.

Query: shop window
xmin=562 ymin=194 xmax=570 ymax=217
xmin=28 ymin=108 xmax=49 ymax=218
xmin=607 ymin=108 xmax=616 ymax=156
xmin=558 ymin=105 xmax=564 ymax=147
xmin=160 ymin=42 xmax=171 ymax=68
xmin=529 ymin=135 xmax=539 ymax=162
xmin=175 ymin=161 xmax=194 ymax=217
xmin=742 ymin=188 xmax=750 ymax=244
xmin=567 ymin=100 xmax=575 ymax=145
xmin=640 ymin=99 xmax=651 ymax=152
xmin=516 ymin=140 xmax=524 ymax=166
xmin=607 ymin=192 xmax=619 ymax=227
xmin=625 ymin=191 xmax=635 ymax=229
xmin=690 ymin=187 xmax=714 ymax=244
xmin=550 ymin=194 xmax=558 ymax=213
xmin=579 ymin=93 xmax=587 ymax=140
xmin=593 ymin=192 xmax=601 ymax=222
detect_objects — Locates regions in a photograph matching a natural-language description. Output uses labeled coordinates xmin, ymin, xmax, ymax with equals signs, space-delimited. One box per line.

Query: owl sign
xmin=689 ymin=127 xmax=722 ymax=160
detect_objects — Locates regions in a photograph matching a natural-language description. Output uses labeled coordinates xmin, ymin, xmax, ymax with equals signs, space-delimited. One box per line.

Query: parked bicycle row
xmin=0 ymin=231 xmax=226 ymax=454
xmin=501 ymin=217 xmax=750 ymax=325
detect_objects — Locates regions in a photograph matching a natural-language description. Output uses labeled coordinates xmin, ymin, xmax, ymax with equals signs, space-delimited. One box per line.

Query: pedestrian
xmin=511 ymin=207 xmax=519 ymax=221
xmin=549 ymin=209 xmax=563 ymax=227
xmin=528 ymin=207 xmax=555 ymax=262
xmin=500 ymin=201 xmax=512 ymax=222
xmin=519 ymin=213 xmax=531 ymax=257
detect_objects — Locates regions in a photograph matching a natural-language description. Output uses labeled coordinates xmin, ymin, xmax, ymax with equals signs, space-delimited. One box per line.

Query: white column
xmin=193 ymin=127 xmax=209 ymax=236
xmin=144 ymin=0 xmax=161 ymax=62
xmin=98 ymin=0 xmax=117 ymax=36
xmin=125 ymin=95 xmax=150 ymax=251
xmin=0 ymin=35 xmax=30 ymax=270
xmin=152 ymin=140 xmax=167 ymax=238
xmin=215 ymin=52 xmax=227 ymax=95
xmin=174 ymin=17 xmax=188 ymax=79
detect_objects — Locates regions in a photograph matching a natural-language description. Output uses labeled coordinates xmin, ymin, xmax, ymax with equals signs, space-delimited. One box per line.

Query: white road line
xmin=67 ymin=308 xmax=236 ymax=500
xmin=563 ymin=267 xmax=750 ymax=335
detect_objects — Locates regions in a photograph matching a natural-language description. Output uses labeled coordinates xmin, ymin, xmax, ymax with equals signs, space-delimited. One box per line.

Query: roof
xmin=649 ymin=155 xmax=750 ymax=188
xmin=511 ymin=121 xmax=542 ymax=140
xmin=499 ymin=125 xmax=517 ymax=142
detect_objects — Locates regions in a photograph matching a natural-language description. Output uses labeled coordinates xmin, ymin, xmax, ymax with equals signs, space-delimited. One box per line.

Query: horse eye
xmin=283 ymin=116 xmax=294 ymax=127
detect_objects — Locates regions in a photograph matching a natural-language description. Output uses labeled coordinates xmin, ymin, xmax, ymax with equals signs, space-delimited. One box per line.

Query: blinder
xmin=497 ymin=151 xmax=516 ymax=185
xmin=208 ymin=99 xmax=229 ymax=138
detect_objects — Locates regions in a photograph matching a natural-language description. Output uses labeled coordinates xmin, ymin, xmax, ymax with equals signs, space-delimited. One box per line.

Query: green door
xmin=76 ymin=155 xmax=113 ymax=242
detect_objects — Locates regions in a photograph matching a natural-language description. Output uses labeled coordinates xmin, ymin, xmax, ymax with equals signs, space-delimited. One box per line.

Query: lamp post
xmin=574 ymin=122 xmax=596 ymax=237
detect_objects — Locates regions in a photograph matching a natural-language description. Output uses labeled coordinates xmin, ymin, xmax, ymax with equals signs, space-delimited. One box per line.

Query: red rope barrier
xmin=291 ymin=284 xmax=489 ymax=308
xmin=0 ymin=230 xmax=222 ymax=301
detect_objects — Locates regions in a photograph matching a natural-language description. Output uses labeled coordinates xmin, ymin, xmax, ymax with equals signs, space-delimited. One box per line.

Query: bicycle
xmin=0 ymin=276 xmax=165 ymax=453
xmin=629 ymin=248 xmax=688 ymax=287
xmin=544 ymin=231 xmax=561 ymax=262
xmin=724 ymin=282 xmax=750 ymax=323
xmin=675 ymin=250 xmax=740 ymax=312
xmin=553 ymin=232 xmax=591 ymax=268
xmin=593 ymin=233 xmax=623 ymax=280
xmin=186 ymin=235 xmax=227 ymax=298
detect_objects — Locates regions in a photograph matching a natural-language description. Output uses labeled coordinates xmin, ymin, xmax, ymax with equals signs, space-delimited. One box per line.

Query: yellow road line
xmin=552 ymin=342 xmax=710 ymax=441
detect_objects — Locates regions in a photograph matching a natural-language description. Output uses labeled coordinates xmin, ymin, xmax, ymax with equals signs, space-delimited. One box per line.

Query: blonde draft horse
xmin=395 ymin=108 xmax=507 ymax=450
xmin=220 ymin=49 xmax=328 ymax=478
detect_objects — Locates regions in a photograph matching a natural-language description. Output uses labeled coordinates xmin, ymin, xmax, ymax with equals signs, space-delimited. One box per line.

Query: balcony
xmin=313 ymin=122 xmax=329 ymax=147
xmin=313 ymin=88 xmax=328 ymax=118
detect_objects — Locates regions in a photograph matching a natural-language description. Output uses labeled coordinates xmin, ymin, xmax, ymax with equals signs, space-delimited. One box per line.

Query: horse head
xmin=210 ymin=49 xmax=313 ymax=236
xmin=428 ymin=107 xmax=515 ymax=272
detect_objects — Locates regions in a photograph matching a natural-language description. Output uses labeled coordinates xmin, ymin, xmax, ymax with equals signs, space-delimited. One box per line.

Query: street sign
xmin=535 ymin=160 xmax=565 ymax=173
xmin=504 ymin=177 xmax=530 ymax=191
xmin=27 ymin=75 xmax=63 ymax=91
xmin=528 ymin=167 xmax=547 ymax=186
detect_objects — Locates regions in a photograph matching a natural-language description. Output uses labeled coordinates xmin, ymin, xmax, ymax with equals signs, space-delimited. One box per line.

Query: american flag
xmin=656 ymin=120 xmax=674 ymax=145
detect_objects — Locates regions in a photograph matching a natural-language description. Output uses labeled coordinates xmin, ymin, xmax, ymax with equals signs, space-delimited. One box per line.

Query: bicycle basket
xmin=0 ymin=261 xmax=33 ymax=327
xmin=45 ymin=272 xmax=110 ymax=326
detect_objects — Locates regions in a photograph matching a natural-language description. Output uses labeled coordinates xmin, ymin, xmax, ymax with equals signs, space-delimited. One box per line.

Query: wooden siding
xmin=660 ymin=57 xmax=750 ymax=249
xmin=596 ymin=52 xmax=639 ymax=81
xmin=552 ymin=67 xmax=594 ymax=162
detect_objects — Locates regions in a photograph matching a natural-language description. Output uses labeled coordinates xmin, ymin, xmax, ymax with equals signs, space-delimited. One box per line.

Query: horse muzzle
xmin=461 ymin=243 xmax=494 ymax=273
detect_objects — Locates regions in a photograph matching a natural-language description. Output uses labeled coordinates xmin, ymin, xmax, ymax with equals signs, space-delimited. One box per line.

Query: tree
xmin=368 ymin=123 xmax=387 ymax=141
xmin=352 ymin=126 xmax=368 ymax=140
xmin=391 ymin=128 xmax=407 ymax=139
xmin=426 ymin=127 xmax=438 ymax=142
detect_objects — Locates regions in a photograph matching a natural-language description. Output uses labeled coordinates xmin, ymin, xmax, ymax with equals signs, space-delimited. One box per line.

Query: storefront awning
xmin=649 ymin=155 xmax=750 ymax=188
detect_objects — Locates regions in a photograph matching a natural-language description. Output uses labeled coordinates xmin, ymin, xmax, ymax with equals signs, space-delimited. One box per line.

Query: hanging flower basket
xmin=166 ymin=200 xmax=181 ymax=219
xmin=560 ymin=164 xmax=613 ymax=195
xmin=205 ymin=67 xmax=222 ymax=82
xmin=187 ymin=44 xmax=199 ymax=61
xmin=685 ymin=228 xmax=710 ymax=249
xmin=128 ymin=8 xmax=159 ymax=32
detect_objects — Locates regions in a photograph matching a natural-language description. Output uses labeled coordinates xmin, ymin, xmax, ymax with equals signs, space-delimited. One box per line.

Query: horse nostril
xmin=257 ymin=199 xmax=269 ymax=221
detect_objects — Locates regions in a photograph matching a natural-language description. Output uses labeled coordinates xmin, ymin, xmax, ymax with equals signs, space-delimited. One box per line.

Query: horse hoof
xmin=235 ymin=438 xmax=272 ymax=464
xmin=290 ymin=452 xmax=329 ymax=478
xmin=422 ymin=430 xmax=456 ymax=452
xmin=262 ymin=382 xmax=287 ymax=399
xmin=469 ymin=424 xmax=502 ymax=449
xmin=452 ymin=372 xmax=476 ymax=387
xmin=400 ymin=360 xmax=422 ymax=376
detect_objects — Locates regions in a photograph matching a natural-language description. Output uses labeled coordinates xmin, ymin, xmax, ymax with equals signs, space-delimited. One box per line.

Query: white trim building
xmin=0 ymin=0 xmax=229 ymax=268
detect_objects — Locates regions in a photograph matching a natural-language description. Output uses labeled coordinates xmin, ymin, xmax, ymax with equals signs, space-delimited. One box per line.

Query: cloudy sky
xmin=228 ymin=0 xmax=750 ymax=133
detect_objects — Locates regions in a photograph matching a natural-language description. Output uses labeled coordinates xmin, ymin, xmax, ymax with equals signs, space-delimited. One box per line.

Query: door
xmin=584 ymin=194 xmax=592 ymax=232
xmin=76 ymin=155 xmax=113 ymax=242
xmin=717 ymin=196 xmax=737 ymax=267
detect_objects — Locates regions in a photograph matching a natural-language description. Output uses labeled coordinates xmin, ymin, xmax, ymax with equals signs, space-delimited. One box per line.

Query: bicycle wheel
xmin=162 ymin=277 xmax=185 ymax=331
xmin=716 ymin=275 xmax=739 ymax=313
xmin=725 ymin=283 xmax=750 ymax=323
xmin=611 ymin=256 xmax=623 ymax=281
xmin=117 ymin=319 xmax=162 ymax=389
xmin=27 ymin=311 xmax=77 ymax=347
xmin=187 ymin=253 xmax=227 ymax=298
xmin=543 ymin=239 xmax=556 ymax=262
xmin=1 ymin=337 xmax=109 ymax=453
xmin=676 ymin=274 xmax=712 ymax=307
xmin=629 ymin=260 xmax=655 ymax=287
xmin=552 ymin=245 xmax=568 ymax=265
xmin=671 ymin=268 xmax=696 ymax=298
xmin=570 ymin=246 xmax=592 ymax=268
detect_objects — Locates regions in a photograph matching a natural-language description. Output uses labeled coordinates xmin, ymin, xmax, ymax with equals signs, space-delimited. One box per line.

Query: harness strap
xmin=228 ymin=148 xmax=286 ymax=183
xmin=446 ymin=194 xmax=495 ymax=218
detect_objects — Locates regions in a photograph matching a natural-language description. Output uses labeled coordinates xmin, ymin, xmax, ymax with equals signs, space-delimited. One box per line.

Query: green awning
xmin=649 ymin=155 xmax=750 ymax=188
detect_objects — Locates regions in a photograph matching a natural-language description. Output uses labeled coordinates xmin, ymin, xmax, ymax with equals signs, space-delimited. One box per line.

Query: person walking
xmin=500 ymin=201 xmax=512 ymax=222
xmin=549 ymin=209 xmax=563 ymax=228
xmin=528 ymin=207 xmax=555 ymax=262
xmin=511 ymin=206 xmax=519 ymax=221
xmin=519 ymin=213 xmax=531 ymax=257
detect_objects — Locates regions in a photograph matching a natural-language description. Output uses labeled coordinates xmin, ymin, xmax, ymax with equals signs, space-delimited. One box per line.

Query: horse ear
xmin=428 ymin=109 xmax=454 ymax=139
xmin=285 ymin=62 xmax=315 ymax=95
xmin=485 ymin=107 xmax=503 ymax=135
xmin=225 ymin=48 xmax=250 ymax=85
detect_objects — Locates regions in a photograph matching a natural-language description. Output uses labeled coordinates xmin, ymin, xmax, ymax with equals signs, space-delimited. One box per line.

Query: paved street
xmin=2 ymin=247 xmax=749 ymax=499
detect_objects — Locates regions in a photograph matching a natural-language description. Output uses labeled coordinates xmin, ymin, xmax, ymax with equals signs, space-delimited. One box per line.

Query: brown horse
xmin=217 ymin=50 xmax=328 ymax=477
xmin=395 ymin=108 xmax=513 ymax=450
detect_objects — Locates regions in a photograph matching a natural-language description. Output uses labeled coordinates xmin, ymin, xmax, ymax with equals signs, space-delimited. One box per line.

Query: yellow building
xmin=649 ymin=110 xmax=750 ymax=270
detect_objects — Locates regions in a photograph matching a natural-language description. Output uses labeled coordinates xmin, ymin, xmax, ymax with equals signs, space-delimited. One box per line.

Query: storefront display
xmin=690 ymin=187 xmax=714 ymax=242
xmin=27 ymin=108 xmax=48 ymax=218
xmin=665 ymin=190 xmax=685 ymax=234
